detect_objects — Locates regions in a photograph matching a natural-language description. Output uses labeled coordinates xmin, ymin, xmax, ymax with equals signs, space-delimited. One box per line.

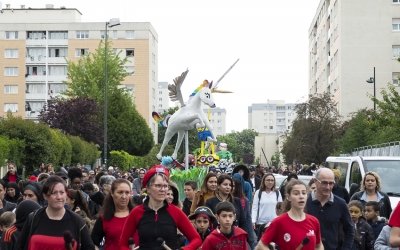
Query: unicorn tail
xmin=152 ymin=112 xmax=170 ymax=128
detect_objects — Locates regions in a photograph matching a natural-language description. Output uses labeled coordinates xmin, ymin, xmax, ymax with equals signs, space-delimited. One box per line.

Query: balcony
xmin=26 ymin=39 xmax=68 ymax=47
xmin=26 ymin=56 xmax=67 ymax=65
xmin=25 ymin=93 xmax=46 ymax=101
xmin=26 ymin=75 xmax=67 ymax=83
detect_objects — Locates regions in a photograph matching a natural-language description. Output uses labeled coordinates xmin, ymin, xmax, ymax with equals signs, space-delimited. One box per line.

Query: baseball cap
xmin=142 ymin=165 xmax=170 ymax=187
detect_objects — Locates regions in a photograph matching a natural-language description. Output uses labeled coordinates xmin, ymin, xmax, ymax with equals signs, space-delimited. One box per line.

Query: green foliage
xmin=281 ymin=92 xmax=342 ymax=164
xmin=170 ymin=167 xmax=208 ymax=200
xmin=270 ymin=151 xmax=280 ymax=167
xmin=0 ymin=137 xmax=10 ymax=166
xmin=216 ymin=129 xmax=258 ymax=162
xmin=66 ymin=135 xmax=99 ymax=166
xmin=157 ymin=107 xmax=201 ymax=157
xmin=143 ymin=144 xmax=182 ymax=167
xmin=63 ymin=40 xmax=153 ymax=157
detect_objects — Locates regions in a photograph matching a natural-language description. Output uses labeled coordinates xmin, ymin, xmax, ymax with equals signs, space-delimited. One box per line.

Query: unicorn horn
xmin=212 ymin=58 xmax=239 ymax=90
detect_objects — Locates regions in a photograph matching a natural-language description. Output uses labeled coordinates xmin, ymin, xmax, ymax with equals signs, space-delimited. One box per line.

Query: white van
xmin=325 ymin=156 xmax=400 ymax=210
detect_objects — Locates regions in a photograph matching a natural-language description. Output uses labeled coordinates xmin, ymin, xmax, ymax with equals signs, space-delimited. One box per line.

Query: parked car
xmin=325 ymin=156 xmax=400 ymax=209
xmin=274 ymin=174 xmax=313 ymax=190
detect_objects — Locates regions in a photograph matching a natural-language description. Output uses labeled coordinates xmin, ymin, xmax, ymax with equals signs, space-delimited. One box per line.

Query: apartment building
xmin=203 ymin=107 xmax=227 ymax=137
xmin=248 ymin=101 xmax=297 ymax=135
xmin=157 ymin=82 xmax=169 ymax=113
xmin=0 ymin=4 xmax=159 ymax=142
xmin=309 ymin=0 xmax=400 ymax=118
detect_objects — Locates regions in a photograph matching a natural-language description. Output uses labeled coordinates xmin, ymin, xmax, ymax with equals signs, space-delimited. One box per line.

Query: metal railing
xmin=340 ymin=141 xmax=400 ymax=157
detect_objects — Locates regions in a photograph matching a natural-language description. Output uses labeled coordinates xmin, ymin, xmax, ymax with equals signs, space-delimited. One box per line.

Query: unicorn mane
xmin=187 ymin=80 xmax=209 ymax=104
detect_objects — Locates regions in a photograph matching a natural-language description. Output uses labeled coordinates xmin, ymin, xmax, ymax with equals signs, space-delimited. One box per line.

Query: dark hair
xmin=282 ymin=180 xmax=307 ymax=212
xmin=45 ymin=163 xmax=53 ymax=173
xmin=82 ymin=169 xmax=89 ymax=175
xmin=0 ymin=180 xmax=5 ymax=190
xmin=348 ymin=200 xmax=364 ymax=244
xmin=259 ymin=174 xmax=276 ymax=192
xmin=95 ymin=172 xmax=106 ymax=185
xmin=184 ymin=181 xmax=198 ymax=191
xmin=68 ymin=167 xmax=82 ymax=181
xmin=68 ymin=189 xmax=92 ymax=219
xmin=232 ymin=178 xmax=244 ymax=199
xmin=7 ymin=162 xmax=16 ymax=169
xmin=83 ymin=182 xmax=94 ymax=191
xmin=308 ymin=178 xmax=315 ymax=187
xmin=275 ymin=202 xmax=283 ymax=215
xmin=215 ymin=201 xmax=236 ymax=215
xmin=100 ymin=179 xmax=134 ymax=221
xmin=200 ymin=173 xmax=217 ymax=193
xmin=217 ymin=174 xmax=232 ymax=186
xmin=365 ymin=201 xmax=380 ymax=213
xmin=41 ymin=175 xmax=68 ymax=197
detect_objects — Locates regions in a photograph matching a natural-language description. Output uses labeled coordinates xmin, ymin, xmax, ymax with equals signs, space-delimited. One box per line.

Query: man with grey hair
xmin=99 ymin=175 xmax=115 ymax=197
xmin=306 ymin=168 xmax=354 ymax=250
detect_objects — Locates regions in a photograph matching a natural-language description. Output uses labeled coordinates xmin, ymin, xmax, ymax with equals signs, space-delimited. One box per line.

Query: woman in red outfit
xmin=255 ymin=180 xmax=323 ymax=250
xmin=119 ymin=165 xmax=202 ymax=250
xmin=91 ymin=179 xmax=133 ymax=250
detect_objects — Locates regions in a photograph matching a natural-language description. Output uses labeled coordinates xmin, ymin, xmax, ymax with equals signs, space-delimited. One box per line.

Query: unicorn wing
xmin=168 ymin=69 xmax=189 ymax=107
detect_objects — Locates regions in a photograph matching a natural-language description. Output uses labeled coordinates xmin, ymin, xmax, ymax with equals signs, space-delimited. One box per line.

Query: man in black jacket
xmin=306 ymin=168 xmax=354 ymax=250
xmin=249 ymin=166 xmax=261 ymax=191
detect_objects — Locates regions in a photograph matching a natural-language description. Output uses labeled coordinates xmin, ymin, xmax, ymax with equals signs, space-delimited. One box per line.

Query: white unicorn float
xmin=152 ymin=60 xmax=238 ymax=164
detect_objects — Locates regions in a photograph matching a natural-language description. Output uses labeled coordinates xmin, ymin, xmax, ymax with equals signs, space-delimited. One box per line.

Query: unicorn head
xmin=199 ymin=80 xmax=216 ymax=108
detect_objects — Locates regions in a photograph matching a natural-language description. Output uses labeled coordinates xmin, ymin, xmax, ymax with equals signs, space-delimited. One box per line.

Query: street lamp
xmin=366 ymin=67 xmax=376 ymax=110
xmin=104 ymin=18 xmax=121 ymax=166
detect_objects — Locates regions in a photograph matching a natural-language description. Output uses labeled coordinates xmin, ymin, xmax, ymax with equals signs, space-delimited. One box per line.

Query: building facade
xmin=203 ymin=107 xmax=227 ymax=137
xmin=0 ymin=5 xmax=159 ymax=141
xmin=157 ymin=82 xmax=169 ymax=113
xmin=248 ymin=101 xmax=297 ymax=135
xmin=309 ymin=0 xmax=400 ymax=118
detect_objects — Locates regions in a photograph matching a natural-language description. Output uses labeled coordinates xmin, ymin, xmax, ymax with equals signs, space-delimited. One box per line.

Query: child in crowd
xmin=202 ymin=201 xmax=248 ymax=250
xmin=348 ymin=200 xmax=375 ymax=250
xmin=365 ymin=201 xmax=386 ymax=240
xmin=374 ymin=225 xmax=399 ymax=250
xmin=187 ymin=206 xmax=217 ymax=244
xmin=275 ymin=202 xmax=283 ymax=216
xmin=0 ymin=212 xmax=16 ymax=235
xmin=183 ymin=181 xmax=198 ymax=216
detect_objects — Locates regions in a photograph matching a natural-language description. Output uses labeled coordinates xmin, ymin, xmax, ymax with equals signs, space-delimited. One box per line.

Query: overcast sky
xmin=6 ymin=0 xmax=321 ymax=132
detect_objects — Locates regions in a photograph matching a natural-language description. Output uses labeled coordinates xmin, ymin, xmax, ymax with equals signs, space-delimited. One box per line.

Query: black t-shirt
xmin=222 ymin=226 xmax=235 ymax=239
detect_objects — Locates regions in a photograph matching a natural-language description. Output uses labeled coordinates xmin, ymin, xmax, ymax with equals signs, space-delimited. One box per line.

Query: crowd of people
xmin=0 ymin=160 xmax=399 ymax=249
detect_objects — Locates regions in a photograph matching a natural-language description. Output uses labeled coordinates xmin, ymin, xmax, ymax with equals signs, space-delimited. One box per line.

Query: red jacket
xmin=202 ymin=226 xmax=248 ymax=250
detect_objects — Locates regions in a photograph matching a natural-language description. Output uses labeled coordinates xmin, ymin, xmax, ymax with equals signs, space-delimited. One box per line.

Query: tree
xmin=270 ymin=151 xmax=280 ymax=167
xmin=39 ymin=97 xmax=102 ymax=145
xmin=217 ymin=129 xmax=258 ymax=163
xmin=281 ymin=92 xmax=342 ymax=164
xmin=62 ymin=40 xmax=154 ymax=156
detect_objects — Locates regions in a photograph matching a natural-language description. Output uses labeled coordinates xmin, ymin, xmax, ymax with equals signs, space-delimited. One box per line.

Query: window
xmin=159 ymin=98 xmax=162 ymax=101
xmin=277 ymin=106 xmax=285 ymax=110
xmin=288 ymin=126 xmax=291 ymax=129
xmin=264 ymin=119 xmax=267 ymax=122
xmin=27 ymin=48 xmax=46 ymax=58
xmin=269 ymin=126 xmax=273 ymax=129
xmin=277 ymin=119 xmax=283 ymax=122
xmin=264 ymin=126 xmax=267 ymax=129
xmin=75 ymin=49 xmax=89 ymax=57
xmin=5 ymin=31 xmax=18 ymax=40
xmin=217 ymin=120 xmax=221 ymax=123
xmin=27 ymin=84 xmax=46 ymax=94
xmin=395 ymin=0 xmax=400 ymax=3
xmin=393 ymin=73 xmax=400 ymax=85
xmin=113 ymin=30 xmax=118 ymax=39
xmin=76 ymin=31 xmax=89 ymax=39
xmin=4 ymin=103 xmax=18 ymax=112
xmin=5 ymin=49 xmax=18 ymax=58
xmin=152 ymin=53 xmax=155 ymax=64
xmin=159 ymin=104 xmax=162 ymax=108
xmin=126 ymin=49 xmax=134 ymax=57
xmin=49 ymin=84 xmax=67 ymax=94
xmin=217 ymin=127 xmax=222 ymax=131
xmin=4 ymin=85 xmax=18 ymax=94
xmin=27 ymin=66 xmax=46 ymax=76
xmin=264 ymin=113 xmax=267 ymax=116
xmin=48 ymin=48 xmax=68 ymax=58
xmin=49 ymin=66 xmax=67 ymax=75
xmin=393 ymin=19 xmax=400 ymax=31
xmin=393 ymin=46 xmax=400 ymax=58
xmin=125 ymin=66 xmax=134 ymax=75
xmin=5 ymin=67 xmax=18 ymax=76
xmin=288 ymin=119 xmax=291 ymax=122
xmin=27 ymin=31 xmax=46 ymax=39
xmin=126 ymin=31 xmax=134 ymax=39
xmin=100 ymin=30 xmax=109 ymax=39
xmin=218 ymin=112 xmax=221 ymax=116
xmin=287 ymin=106 xmax=291 ymax=110
xmin=159 ymin=91 xmax=162 ymax=94
xmin=277 ymin=112 xmax=285 ymax=118
xmin=288 ymin=113 xmax=291 ymax=116
xmin=49 ymin=31 xmax=68 ymax=39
